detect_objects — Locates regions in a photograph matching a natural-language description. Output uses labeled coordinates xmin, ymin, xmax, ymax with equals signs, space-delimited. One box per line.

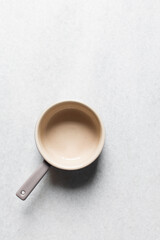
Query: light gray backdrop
xmin=0 ymin=0 xmax=160 ymax=239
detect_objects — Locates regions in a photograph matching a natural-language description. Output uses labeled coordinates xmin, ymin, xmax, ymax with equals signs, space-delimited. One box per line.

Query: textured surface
xmin=0 ymin=0 xmax=160 ymax=239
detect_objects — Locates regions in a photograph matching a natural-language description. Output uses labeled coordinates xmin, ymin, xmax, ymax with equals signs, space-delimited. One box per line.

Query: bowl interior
xmin=36 ymin=102 xmax=104 ymax=170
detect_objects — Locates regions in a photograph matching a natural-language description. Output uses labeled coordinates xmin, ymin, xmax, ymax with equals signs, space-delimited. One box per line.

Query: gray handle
xmin=16 ymin=161 xmax=50 ymax=200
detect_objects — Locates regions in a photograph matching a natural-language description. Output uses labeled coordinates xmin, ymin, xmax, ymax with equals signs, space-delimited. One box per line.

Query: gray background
xmin=0 ymin=0 xmax=160 ymax=239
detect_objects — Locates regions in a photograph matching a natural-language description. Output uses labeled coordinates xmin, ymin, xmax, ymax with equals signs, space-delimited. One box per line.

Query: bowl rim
xmin=35 ymin=100 xmax=105 ymax=170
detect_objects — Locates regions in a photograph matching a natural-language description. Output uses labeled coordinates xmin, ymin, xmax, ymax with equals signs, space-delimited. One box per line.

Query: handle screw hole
xmin=21 ymin=190 xmax=25 ymax=195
